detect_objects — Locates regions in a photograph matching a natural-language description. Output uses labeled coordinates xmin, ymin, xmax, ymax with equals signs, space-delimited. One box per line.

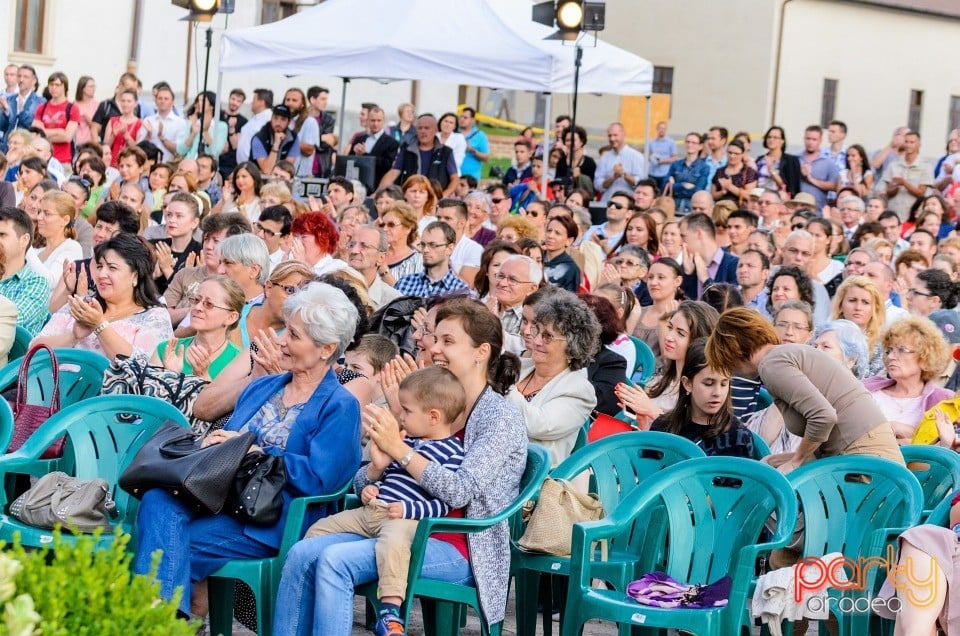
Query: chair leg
xmin=207 ymin=577 xmax=235 ymax=636
xmin=515 ymin=570 xmax=540 ymax=636
xmin=257 ymin=574 xmax=275 ymax=636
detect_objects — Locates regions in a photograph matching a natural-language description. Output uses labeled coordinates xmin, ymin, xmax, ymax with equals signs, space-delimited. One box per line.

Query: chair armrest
xmin=278 ymin=480 xmax=353 ymax=555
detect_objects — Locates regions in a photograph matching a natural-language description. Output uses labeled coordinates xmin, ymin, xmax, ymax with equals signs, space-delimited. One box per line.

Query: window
xmin=13 ymin=0 xmax=45 ymax=54
xmin=261 ymin=0 xmax=297 ymax=24
xmin=908 ymin=90 xmax=923 ymax=132
xmin=820 ymin=79 xmax=837 ymax=128
xmin=949 ymin=96 xmax=960 ymax=133
xmin=652 ymin=66 xmax=673 ymax=95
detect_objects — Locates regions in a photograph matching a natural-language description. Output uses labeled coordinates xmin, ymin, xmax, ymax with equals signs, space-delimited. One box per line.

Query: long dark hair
xmin=647 ymin=301 xmax=719 ymax=399
xmin=231 ymin=161 xmax=263 ymax=197
xmin=612 ymin=211 xmax=659 ymax=255
xmin=93 ymin=234 xmax=162 ymax=309
xmin=435 ymin=299 xmax=520 ymax=395
xmin=662 ymin=338 xmax=734 ymax=441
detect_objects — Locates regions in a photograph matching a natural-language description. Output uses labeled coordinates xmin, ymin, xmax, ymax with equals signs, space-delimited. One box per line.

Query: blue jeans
xmin=274 ymin=533 xmax=473 ymax=636
xmin=133 ymin=489 xmax=277 ymax=615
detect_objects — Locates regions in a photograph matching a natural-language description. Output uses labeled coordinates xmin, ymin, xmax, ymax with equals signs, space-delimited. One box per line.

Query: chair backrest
xmin=751 ymin=431 xmax=771 ymax=459
xmin=900 ymin=445 xmax=960 ymax=522
xmin=629 ymin=336 xmax=656 ymax=387
xmin=40 ymin=395 xmax=190 ymax=528
xmin=756 ymin=387 xmax=773 ymax=411
xmin=8 ymin=327 xmax=30 ymax=362
xmin=619 ymin=457 xmax=796 ymax=586
xmin=0 ymin=348 xmax=109 ymax=409
xmin=550 ymin=431 xmax=705 ymax=554
xmin=788 ymin=456 xmax=923 ymax=561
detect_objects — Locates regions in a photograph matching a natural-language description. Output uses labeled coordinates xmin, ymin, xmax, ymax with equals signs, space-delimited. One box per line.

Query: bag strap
xmin=16 ymin=344 xmax=60 ymax=413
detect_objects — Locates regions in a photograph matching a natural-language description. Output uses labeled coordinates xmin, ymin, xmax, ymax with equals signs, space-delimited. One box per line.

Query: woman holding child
xmin=274 ymin=299 xmax=527 ymax=636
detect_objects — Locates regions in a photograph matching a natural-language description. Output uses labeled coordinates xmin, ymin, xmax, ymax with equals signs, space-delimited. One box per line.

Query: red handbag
xmin=587 ymin=413 xmax=637 ymax=443
xmin=8 ymin=344 xmax=64 ymax=459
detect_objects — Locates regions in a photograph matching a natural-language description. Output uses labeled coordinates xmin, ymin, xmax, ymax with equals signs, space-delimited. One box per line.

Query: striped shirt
xmin=376 ymin=435 xmax=464 ymax=519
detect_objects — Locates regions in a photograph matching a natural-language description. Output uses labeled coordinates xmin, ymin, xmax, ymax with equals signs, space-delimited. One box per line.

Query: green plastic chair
xmin=563 ymin=457 xmax=797 ymax=636
xmin=756 ymin=387 xmax=773 ymax=411
xmin=7 ymin=326 xmax=30 ymax=363
xmin=0 ymin=395 xmax=189 ymax=549
xmin=901 ymin=444 xmax=960 ymax=522
xmin=513 ymin=431 xmax=706 ymax=636
xmin=628 ymin=336 xmax=656 ymax=387
xmin=784 ymin=456 xmax=923 ymax=636
xmin=751 ymin=431 xmax=772 ymax=460
xmin=0 ymin=348 xmax=109 ymax=454
xmin=207 ymin=478 xmax=354 ymax=636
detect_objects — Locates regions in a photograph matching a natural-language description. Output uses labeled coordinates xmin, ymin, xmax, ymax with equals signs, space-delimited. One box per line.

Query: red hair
xmin=291 ymin=211 xmax=339 ymax=255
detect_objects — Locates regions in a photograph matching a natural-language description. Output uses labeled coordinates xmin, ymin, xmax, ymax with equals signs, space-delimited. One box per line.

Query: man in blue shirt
xmin=704 ymin=126 xmax=728 ymax=186
xmin=647 ymin=121 xmax=678 ymax=192
xmin=0 ymin=66 xmax=43 ymax=152
xmin=799 ymin=125 xmax=839 ymax=212
xmin=394 ymin=222 xmax=468 ymax=298
xmin=459 ymin=108 xmax=489 ymax=182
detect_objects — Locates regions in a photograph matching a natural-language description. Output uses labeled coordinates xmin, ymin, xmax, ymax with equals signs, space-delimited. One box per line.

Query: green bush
xmin=4 ymin=528 xmax=197 ymax=636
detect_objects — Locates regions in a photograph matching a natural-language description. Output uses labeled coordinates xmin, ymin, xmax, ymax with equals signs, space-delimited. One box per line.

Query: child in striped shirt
xmin=304 ymin=366 xmax=466 ymax=636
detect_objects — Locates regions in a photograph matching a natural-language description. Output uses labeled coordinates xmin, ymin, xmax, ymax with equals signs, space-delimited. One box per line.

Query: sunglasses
xmin=490 ymin=198 xmax=505 ymax=204
xmin=608 ymin=201 xmax=629 ymax=210
xmin=791 ymin=223 xmax=807 ymax=231
xmin=377 ymin=220 xmax=402 ymax=229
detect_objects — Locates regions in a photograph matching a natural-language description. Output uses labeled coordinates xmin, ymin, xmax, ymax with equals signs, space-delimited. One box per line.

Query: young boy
xmin=344 ymin=334 xmax=400 ymax=408
xmin=109 ymin=146 xmax=148 ymax=201
xmin=304 ymin=366 xmax=466 ymax=636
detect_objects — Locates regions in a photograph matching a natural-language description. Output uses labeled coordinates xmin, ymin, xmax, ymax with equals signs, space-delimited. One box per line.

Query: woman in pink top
xmin=73 ymin=76 xmax=99 ymax=147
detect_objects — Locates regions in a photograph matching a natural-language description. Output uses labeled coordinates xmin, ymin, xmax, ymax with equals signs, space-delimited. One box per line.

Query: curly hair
xmin=290 ymin=211 xmax=339 ymax=256
xmin=881 ymin=316 xmax=950 ymax=383
xmin=497 ymin=215 xmax=540 ymax=241
xmin=533 ymin=292 xmax=601 ymax=371
xmin=380 ymin=201 xmax=419 ymax=247
xmin=831 ymin=276 xmax=886 ymax=352
xmin=765 ymin=266 xmax=814 ymax=315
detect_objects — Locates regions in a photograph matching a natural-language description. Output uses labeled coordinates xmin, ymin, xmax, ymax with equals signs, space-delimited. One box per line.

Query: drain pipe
xmin=769 ymin=0 xmax=795 ymax=126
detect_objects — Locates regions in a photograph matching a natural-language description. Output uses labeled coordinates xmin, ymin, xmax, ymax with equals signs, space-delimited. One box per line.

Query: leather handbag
xmin=8 ymin=343 xmax=64 ymax=459
xmin=119 ymin=424 xmax=256 ymax=514
xmin=8 ymin=471 xmax=117 ymax=533
xmin=517 ymin=478 xmax=605 ymax=557
xmin=226 ymin=451 xmax=286 ymax=526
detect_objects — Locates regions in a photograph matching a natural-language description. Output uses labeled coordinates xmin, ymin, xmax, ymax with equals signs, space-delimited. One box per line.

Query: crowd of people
xmin=2 ymin=60 xmax=960 ymax=634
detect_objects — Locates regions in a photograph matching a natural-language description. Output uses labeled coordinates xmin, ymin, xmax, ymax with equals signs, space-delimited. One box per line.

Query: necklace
xmin=520 ymin=372 xmax=554 ymax=401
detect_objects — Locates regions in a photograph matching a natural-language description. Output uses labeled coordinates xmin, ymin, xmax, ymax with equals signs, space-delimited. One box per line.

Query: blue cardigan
xmin=226 ymin=368 xmax=361 ymax=548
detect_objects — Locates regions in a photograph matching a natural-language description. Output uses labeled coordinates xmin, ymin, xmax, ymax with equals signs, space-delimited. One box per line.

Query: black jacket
xmin=588 ymin=347 xmax=628 ymax=417
xmin=779 ymin=153 xmax=802 ymax=198
xmin=349 ymin=132 xmax=400 ymax=185
xmin=395 ymin=141 xmax=455 ymax=189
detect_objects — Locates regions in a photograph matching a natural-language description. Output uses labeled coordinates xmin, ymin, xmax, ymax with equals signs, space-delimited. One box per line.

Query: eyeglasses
xmin=266 ymin=280 xmax=300 ymax=295
xmin=774 ymin=321 xmax=811 ymax=332
xmin=413 ymin=324 xmax=435 ymax=342
xmin=417 ymin=241 xmax=449 ymax=251
xmin=377 ymin=220 xmax=402 ymax=229
xmin=907 ymin=289 xmax=935 ymax=298
xmin=346 ymin=240 xmax=383 ymax=252
xmin=253 ymin=222 xmax=283 ymax=238
xmin=845 ymin=260 xmax=870 ymax=269
xmin=883 ymin=346 xmax=917 ymax=357
xmin=530 ymin=324 xmax=566 ymax=345
xmin=494 ymin=272 xmax=531 ymax=286
xmin=785 ymin=247 xmax=813 ymax=258
xmin=611 ymin=258 xmax=641 ymax=267
xmin=791 ymin=223 xmax=807 ymax=231
xmin=187 ymin=295 xmax=232 ymax=311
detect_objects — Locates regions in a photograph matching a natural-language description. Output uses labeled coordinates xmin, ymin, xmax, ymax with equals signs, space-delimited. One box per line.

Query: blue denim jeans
xmin=133 ymin=489 xmax=277 ymax=615
xmin=273 ymin=533 xmax=473 ymax=636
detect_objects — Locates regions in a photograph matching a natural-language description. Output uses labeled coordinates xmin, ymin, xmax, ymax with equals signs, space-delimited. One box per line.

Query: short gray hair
xmin=814 ymin=319 xmax=869 ymax=378
xmin=619 ymin=244 xmax=652 ymax=270
xmin=785 ymin=229 xmax=813 ymax=245
xmin=464 ymin=190 xmax=491 ymax=214
xmin=773 ymin=300 xmax=814 ymax=331
xmin=282 ymin=282 xmax=359 ymax=361
xmin=501 ymin=254 xmax=542 ymax=286
xmin=533 ymin=292 xmax=601 ymax=371
xmin=358 ymin=223 xmax=388 ymax=252
xmin=838 ymin=195 xmax=865 ymax=212
xmin=569 ymin=206 xmax=592 ymax=233
xmin=217 ymin=233 xmax=271 ymax=285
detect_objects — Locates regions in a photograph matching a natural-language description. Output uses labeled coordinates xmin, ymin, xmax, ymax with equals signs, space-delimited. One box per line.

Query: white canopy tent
xmin=219 ymin=0 xmax=653 ymax=189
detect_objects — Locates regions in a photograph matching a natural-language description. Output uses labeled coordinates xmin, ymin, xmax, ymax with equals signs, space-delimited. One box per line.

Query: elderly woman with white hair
xmin=216 ymin=233 xmax=271 ymax=347
xmin=133 ymin=282 xmax=362 ymax=621
xmin=463 ymin=190 xmax=497 ymax=246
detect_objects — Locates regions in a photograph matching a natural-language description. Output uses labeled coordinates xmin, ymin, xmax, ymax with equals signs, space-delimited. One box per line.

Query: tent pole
xmin=542 ymin=92 xmax=551 ymax=197
xmin=643 ymin=96 xmax=651 ymax=170
xmin=338 ymin=77 xmax=349 ymax=154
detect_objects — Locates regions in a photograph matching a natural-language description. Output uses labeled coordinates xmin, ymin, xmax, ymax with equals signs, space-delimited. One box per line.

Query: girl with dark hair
xmin=103 ymin=89 xmax=145 ymax=167
xmin=177 ymin=91 xmax=227 ymax=160
xmin=438 ymin=112 xmax=466 ymax=173
xmin=838 ymin=143 xmax=874 ymax=197
xmin=276 ymin=299 xmax=527 ymax=635
xmin=214 ymin=161 xmax=262 ymax=221
xmin=475 ymin=240 xmax=520 ymax=300
xmin=542 ymin=215 xmax=581 ymax=292
xmin=74 ymin=75 xmax=99 ymax=146
xmin=651 ymin=338 xmax=754 ymax=457
xmin=756 ymin=125 xmax=802 ymax=196
xmin=909 ymin=268 xmax=960 ymax=316
xmin=711 ymin=139 xmax=758 ymax=203
xmin=34 ymin=233 xmax=173 ymax=360
xmin=631 ymin=257 xmax=684 ymax=356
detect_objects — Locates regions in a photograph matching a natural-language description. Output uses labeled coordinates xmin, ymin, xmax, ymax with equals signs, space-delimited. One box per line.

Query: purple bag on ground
xmin=626 ymin=572 xmax=732 ymax=609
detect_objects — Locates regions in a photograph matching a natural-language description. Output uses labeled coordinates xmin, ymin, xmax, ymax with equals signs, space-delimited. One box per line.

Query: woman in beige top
xmin=706 ymin=307 xmax=902 ymax=474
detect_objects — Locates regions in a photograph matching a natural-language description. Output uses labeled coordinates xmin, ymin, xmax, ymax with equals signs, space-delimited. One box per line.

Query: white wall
xmin=776 ymin=0 xmax=960 ymax=154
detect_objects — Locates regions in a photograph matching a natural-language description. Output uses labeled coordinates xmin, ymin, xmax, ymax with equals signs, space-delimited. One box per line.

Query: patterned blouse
xmin=37 ymin=305 xmax=173 ymax=360
xmin=239 ymin=392 xmax=306 ymax=452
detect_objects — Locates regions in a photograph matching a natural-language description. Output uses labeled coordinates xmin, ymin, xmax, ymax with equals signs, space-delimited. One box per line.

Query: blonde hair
xmin=41 ymin=190 xmax=78 ymax=240
xmin=200 ymin=275 xmax=245 ymax=332
xmin=497 ymin=215 xmax=540 ymax=241
xmin=261 ymin=181 xmax=293 ymax=205
xmin=706 ymin=307 xmax=780 ymax=376
xmin=831 ymin=276 xmax=885 ymax=352
xmin=882 ymin=316 xmax=950 ymax=383
xmin=653 ymin=196 xmax=676 ymax=218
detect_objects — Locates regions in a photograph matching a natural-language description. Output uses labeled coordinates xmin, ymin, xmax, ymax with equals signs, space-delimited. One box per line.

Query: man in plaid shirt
xmin=0 ymin=207 xmax=49 ymax=334
xmin=393 ymin=222 xmax=468 ymax=298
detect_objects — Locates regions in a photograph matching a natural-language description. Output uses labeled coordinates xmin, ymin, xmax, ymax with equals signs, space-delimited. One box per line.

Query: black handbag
xmin=119 ymin=423 xmax=256 ymax=514
xmin=226 ymin=452 xmax=286 ymax=526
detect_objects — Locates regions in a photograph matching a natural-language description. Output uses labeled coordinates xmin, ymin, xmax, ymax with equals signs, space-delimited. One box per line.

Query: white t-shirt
xmin=27 ymin=239 xmax=83 ymax=289
xmin=286 ymin=116 xmax=320 ymax=177
xmin=144 ymin=111 xmax=187 ymax=162
xmin=449 ymin=234 xmax=483 ymax=275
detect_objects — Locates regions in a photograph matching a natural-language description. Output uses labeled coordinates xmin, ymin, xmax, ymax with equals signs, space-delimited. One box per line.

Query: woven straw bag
xmin=518 ymin=478 xmax=604 ymax=556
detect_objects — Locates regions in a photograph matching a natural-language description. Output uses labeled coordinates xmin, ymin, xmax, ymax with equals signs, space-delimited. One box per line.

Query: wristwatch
xmin=399 ymin=449 xmax=416 ymax=468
